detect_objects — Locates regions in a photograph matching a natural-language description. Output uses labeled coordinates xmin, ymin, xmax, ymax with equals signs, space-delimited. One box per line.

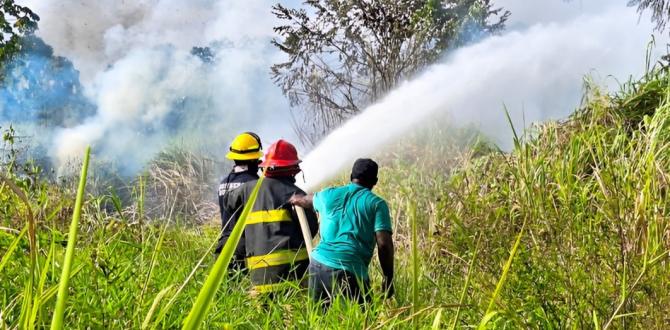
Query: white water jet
xmin=298 ymin=4 xmax=665 ymax=191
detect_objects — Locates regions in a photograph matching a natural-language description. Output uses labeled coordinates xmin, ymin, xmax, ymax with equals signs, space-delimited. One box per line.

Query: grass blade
xmin=0 ymin=224 xmax=27 ymax=273
xmin=593 ymin=310 xmax=601 ymax=330
xmin=149 ymin=236 xmax=222 ymax=329
xmin=142 ymin=285 xmax=175 ymax=330
xmin=504 ymin=106 xmax=521 ymax=151
xmin=409 ymin=200 xmax=420 ymax=329
xmin=138 ymin=221 xmax=170 ymax=318
xmin=484 ymin=219 xmax=526 ymax=316
xmin=477 ymin=311 xmax=499 ymax=330
xmin=39 ymin=264 xmax=86 ymax=304
xmin=1 ymin=173 xmax=37 ymax=330
xmin=431 ymin=308 xmax=443 ymax=330
xmin=50 ymin=146 xmax=91 ymax=330
xmin=449 ymin=233 xmax=481 ymax=330
xmin=29 ymin=239 xmax=54 ymax=327
xmin=182 ymin=176 xmax=265 ymax=330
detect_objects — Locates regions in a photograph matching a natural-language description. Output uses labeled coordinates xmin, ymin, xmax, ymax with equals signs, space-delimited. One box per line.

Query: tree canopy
xmin=629 ymin=0 xmax=670 ymax=30
xmin=0 ymin=0 xmax=39 ymax=71
xmin=272 ymin=0 xmax=509 ymax=143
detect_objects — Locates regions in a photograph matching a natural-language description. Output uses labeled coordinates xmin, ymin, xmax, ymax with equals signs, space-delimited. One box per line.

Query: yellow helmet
xmin=226 ymin=132 xmax=263 ymax=160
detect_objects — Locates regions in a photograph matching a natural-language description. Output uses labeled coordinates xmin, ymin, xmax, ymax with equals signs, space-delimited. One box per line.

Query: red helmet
xmin=260 ymin=139 xmax=302 ymax=169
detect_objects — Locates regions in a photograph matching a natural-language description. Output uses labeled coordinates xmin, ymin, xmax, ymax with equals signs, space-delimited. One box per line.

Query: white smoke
xmin=499 ymin=0 xmax=613 ymax=27
xmin=299 ymin=2 xmax=666 ymax=190
xmin=17 ymin=0 xmax=299 ymax=172
xmin=19 ymin=0 xmax=286 ymax=84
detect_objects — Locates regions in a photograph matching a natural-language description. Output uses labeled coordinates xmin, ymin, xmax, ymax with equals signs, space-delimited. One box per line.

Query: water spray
xmin=297 ymin=4 xmax=665 ymax=191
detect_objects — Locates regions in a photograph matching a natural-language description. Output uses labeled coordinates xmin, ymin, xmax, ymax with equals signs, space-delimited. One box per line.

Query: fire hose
xmin=295 ymin=206 xmax=314 ymax=256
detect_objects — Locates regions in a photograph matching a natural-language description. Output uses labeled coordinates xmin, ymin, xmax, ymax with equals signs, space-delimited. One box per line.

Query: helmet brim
xmin=226 ymin=150 xmax=264 ymax=161
xmin=259 ymin=159 xmax=302 ymax=168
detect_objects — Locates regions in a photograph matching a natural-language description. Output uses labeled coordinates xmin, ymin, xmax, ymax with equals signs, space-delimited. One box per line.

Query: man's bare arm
xmin=376 ymin=230 xmax=394 ymax=297
xmin=289 ymin=193 xmax=314 ymax=209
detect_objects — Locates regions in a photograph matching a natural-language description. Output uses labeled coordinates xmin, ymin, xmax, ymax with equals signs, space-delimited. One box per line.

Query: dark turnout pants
xmin=308 ymin=259 xmax=370 ymax=306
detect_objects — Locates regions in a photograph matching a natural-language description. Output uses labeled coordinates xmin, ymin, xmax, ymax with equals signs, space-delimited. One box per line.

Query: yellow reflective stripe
xmin=246 ymin=209 xmax=292 ymax=225
xmin=246 ymin=249 xmax=309 ymax=270
xmin=252 ymin=281 xmax=298 ymax=293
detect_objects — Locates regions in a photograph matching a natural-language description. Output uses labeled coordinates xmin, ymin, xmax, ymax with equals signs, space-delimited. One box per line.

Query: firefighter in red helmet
xmin=223 ymin=139 xmax=318 ymax=294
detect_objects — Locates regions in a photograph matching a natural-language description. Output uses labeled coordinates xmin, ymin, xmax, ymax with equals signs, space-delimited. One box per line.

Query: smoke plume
xmin=9 ymin=0 xmax=299 ymax=173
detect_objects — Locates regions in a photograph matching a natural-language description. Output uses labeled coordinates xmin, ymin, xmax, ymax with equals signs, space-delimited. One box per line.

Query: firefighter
xmin=215 ymin=132 xmax=263 ymax=271
xmin=224 ymin=139 xmax=318 ymax=294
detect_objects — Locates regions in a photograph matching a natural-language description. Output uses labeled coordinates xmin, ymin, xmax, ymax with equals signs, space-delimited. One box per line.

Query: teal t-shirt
xmin=311 ymin=183 xmax=392 ymax=279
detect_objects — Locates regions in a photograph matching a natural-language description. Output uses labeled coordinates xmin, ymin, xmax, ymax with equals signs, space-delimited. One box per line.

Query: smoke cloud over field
xmin=8 ymin=0 xmax=298 ymax=173
xmin=299 ymin=1 xmax=667 ymax=190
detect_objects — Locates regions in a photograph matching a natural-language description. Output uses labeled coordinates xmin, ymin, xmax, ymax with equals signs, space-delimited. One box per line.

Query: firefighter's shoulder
xmin=235 ymin=178 xmax=262 ymax=194
xmin=218 ymin=173 xmax=254 ymax=196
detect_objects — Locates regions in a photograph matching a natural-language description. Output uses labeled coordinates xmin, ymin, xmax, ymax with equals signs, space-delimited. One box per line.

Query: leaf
xmin=51 ymin=146 xmax=91 ymax=330
xmin=0 ymin=224 xmax=27 ymax=273
xmin=182 ymin=176 xmax=265 ymax=330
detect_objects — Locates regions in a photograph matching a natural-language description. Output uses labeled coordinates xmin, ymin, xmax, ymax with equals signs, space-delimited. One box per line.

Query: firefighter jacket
xmin=224 ymin=176 xmax=319 ymax=293
xmin=216 ymin=165 xmax=259 ymax=266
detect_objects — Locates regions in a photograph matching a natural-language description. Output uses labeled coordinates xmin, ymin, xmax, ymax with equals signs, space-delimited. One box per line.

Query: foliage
xmin=2 ymin=125 xmax=23 ymax=173
xmin=271 ymin=0 xmax=509 ymax=143
xmin=629 ymin=0 xmax=670 ymax=30
xmin=428 ymin=70 xmax=670 ymax=327
xmin=0 ymin=0 xmax=39 ymax=73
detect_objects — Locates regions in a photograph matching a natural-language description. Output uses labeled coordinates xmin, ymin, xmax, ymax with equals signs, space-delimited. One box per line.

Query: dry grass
xmin=141 ymin=147 xmax=219 ymax=224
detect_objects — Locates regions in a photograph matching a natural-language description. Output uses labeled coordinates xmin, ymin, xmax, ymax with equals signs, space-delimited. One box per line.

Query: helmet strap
xmin=264 ymin=166 xmax=301 ymax=178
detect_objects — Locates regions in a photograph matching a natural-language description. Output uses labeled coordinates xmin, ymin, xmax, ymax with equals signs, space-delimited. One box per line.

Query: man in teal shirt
xmin=290 ymin=158 xmax=395 ymax=305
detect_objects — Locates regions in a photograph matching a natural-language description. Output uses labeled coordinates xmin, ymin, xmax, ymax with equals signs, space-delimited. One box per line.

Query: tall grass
xmin=408 ymin=200 xmax=419 ymax=329
xmin=0 ymin=224 xmax=27 ymax=273
xmin=449 ymin=234 xmax=480 ymax=330
xmin=479 ymin=220 xmax=525 ymax=328
xmin=1 ymin=165 xmax=38 ymax=329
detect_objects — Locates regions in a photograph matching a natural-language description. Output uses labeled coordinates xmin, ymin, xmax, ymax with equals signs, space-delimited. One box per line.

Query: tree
xmin=271 ymin=0 xmax=509 ymax=143
xmin=0 ymin=0 xmax=39 ymax=71
xmin=629 ymin=0 xmax=670 ymax=30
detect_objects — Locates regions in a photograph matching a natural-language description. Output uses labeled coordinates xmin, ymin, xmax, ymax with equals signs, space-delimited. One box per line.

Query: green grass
xmin=2 ymin=69 xmax=670 ymax=328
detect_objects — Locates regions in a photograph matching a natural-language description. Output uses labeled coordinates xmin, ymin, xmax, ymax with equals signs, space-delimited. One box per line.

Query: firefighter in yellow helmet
xmin=215 ymin=132 xmax=264 ymax=270
xmin=223 ymin=139 xmax=318 ymax=294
